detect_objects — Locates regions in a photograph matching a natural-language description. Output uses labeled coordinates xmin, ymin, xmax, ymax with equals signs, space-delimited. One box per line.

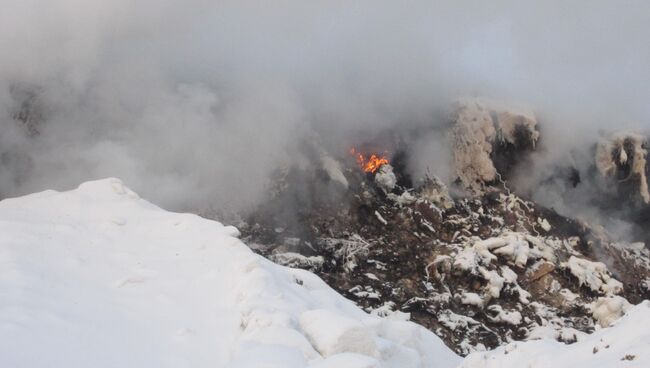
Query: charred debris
xmin=241 ymin=99 xmax=650 ymax=355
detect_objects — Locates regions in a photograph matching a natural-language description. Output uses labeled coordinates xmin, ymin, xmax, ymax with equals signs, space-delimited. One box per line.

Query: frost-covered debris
xmin=609 ymin=241 xmax=650 ymax=270
xmin=562 ymin=256 xmax=624 ymax=295
xmin=368 ymin=301 xmax=411 ymax=320
xmin=486 ymin=305 xmax=522 ymax=326
xmin=419 ymin=176 xmax=454 ymax=210
xmin=317 ymin=235 xmax=371 ymax=273
xmin=245 ymin=154 xmax=650 ymax=355
xmin=0 ymin=178 xmax=462 ymax=368
xmin=242 ymin=109 xmax=650 ymax=356
xmin=459 ymin=301 xmax=650 ymax=368
xmin=451 ymin=100 xmax=499 ymax=194
xmin=494 ymin=109 xmax=539 ymax=147
xmin=269 ymin=252 xmax=325 ymax=272
xmin=596 ymin=132 xmax=650 ymax=203
xmin=451 ymin=99 xmax=540 ymax=195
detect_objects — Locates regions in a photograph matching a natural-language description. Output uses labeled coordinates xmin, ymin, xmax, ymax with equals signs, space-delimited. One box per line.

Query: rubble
xmin=241 ymin=103 xmax=650 ymax=356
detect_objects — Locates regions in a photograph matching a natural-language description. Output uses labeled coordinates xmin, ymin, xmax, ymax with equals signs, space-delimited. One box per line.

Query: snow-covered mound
xmin=459 ymin=301 xmax=650 ymax=368
xmin=0 ymin=178 xmax=460 ymax=368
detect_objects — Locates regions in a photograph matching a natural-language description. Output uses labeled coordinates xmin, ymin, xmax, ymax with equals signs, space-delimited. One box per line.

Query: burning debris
xmin=350 ymin=148 xmax=391 ymax=174
xmin=240 ymin=101 xmax=650 ymax=356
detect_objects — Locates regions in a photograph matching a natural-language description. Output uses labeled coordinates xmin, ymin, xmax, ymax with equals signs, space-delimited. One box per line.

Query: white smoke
xmin=1 ymin=0 xmax=649 ymax=219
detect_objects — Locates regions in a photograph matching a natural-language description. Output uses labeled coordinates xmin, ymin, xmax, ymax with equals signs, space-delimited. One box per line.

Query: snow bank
xmin=299 ymin=309 xmax=378 ymax=358
xmin=459 ymin=301 xmax=650 ymax=368
xmin=0 ymin=178 xmax=460 ymax=368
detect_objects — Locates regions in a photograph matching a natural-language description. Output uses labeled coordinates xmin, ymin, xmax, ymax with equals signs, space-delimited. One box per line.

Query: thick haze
xmin=1 ymin=1 xmax=649 ymax=217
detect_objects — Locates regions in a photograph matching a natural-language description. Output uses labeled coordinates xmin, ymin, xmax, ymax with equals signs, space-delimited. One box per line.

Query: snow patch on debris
xmin=270 ymin=252 xmax=325 ymax=272
xmin=486 ymin=305 xmax=523 ymax=326
xmin=459 ymin=301 xmax=650 ymax=368
xmin=562 ymin=256 xmax=623 ymax=295
xmin=494 ymin=109 xmax=539 ymax=147
xmin=590 ymin=296 xmax=632 ymax=328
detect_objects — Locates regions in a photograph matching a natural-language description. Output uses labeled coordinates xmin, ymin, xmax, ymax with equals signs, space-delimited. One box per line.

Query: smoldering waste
xmin=240 ymin=100 xmax=650 ymax=356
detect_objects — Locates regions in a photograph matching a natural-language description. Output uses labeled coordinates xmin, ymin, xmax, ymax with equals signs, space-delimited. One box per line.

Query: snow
xmin=486 ymin=305 xmax=522 ymax=326
xmin=590 ymin=296 xmax=632 ymax=328
xmin=0 ymin=178 xmax=460 ymax=368
xmin=459 ymin=301 xmax=650 ymax=368
xmin=299 ymin=309 xmax=378 ymax=358
xmin=460 ymin=292 xmax=485 ymax=308
xmin=454 ymin=232 xmax=555 ymax=273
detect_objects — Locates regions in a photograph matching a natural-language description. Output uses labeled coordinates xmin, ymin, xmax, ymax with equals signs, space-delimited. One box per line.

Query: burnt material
xmin=241 ymin=151 xmax=650 ymax=356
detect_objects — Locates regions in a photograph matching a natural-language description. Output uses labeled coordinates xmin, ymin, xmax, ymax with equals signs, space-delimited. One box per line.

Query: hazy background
xmin=1 ymin=0 xmax=649 ymax=221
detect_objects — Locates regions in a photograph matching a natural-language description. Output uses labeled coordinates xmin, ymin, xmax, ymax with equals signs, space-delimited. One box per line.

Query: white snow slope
xmin=0 ymin=178 xmax=460 ymax=368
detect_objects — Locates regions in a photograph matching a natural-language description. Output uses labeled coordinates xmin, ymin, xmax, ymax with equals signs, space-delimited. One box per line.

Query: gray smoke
xmin=1 ymin=1 xmax=649 ymax=225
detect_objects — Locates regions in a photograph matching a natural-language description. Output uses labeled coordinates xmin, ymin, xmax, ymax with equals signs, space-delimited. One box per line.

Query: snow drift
xmin=0 ymin=178 xmax=459 ymax=368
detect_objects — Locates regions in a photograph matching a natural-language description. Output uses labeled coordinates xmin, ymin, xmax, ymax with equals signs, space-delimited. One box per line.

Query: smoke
xmin=1 ymin=1 xmax=649 ymax=223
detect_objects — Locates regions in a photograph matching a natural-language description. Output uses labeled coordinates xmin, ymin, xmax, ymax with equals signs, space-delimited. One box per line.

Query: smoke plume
xmin=1 ymin=1 xmax=649 ymax=230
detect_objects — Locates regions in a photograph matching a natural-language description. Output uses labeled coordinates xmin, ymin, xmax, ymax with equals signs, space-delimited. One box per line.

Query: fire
xmin=350 ymin=148 xmax=390 ymax=173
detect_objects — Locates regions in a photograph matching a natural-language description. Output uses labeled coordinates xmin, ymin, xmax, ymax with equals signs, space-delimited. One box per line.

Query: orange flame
xmin=350 ymin=148 xmax=389 ymax=173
